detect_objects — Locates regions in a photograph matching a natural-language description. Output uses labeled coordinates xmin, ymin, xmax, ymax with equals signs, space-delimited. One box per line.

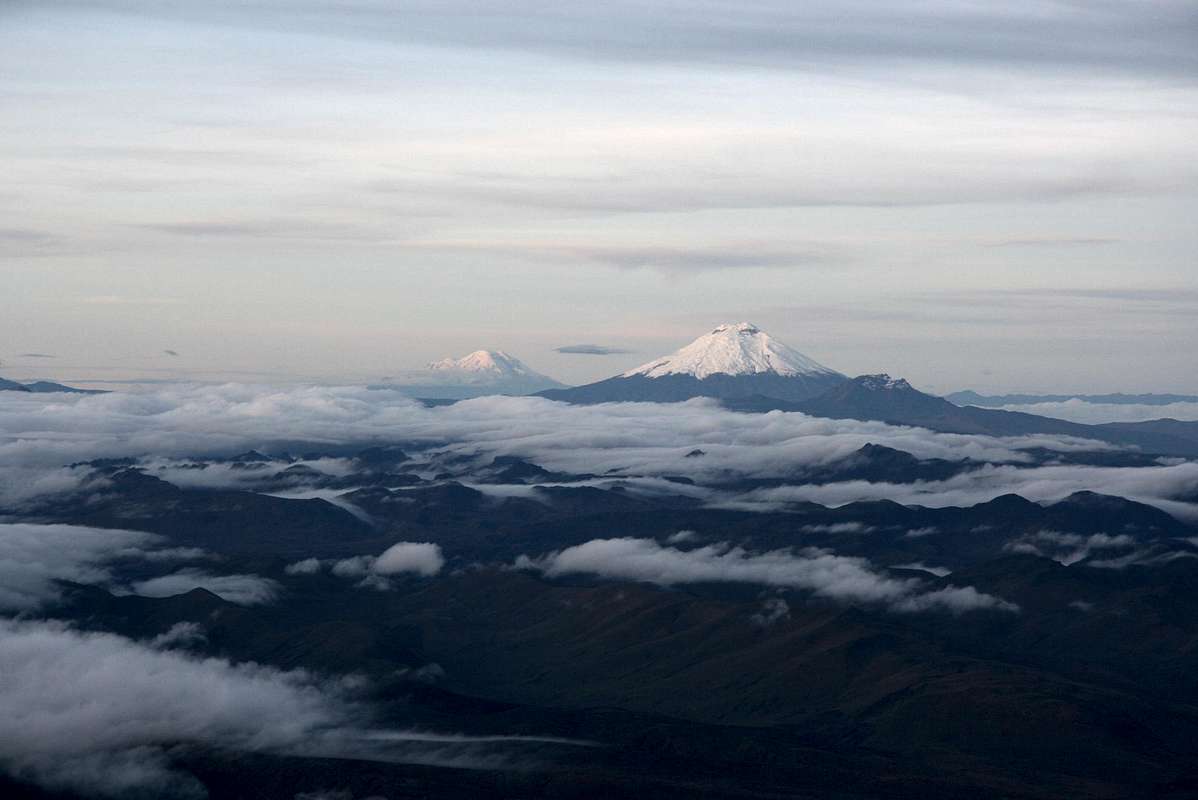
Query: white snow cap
xmin=428 ymin=350 xmax=532 ymax=376
xmin=624 ymin=323 xmax=840 ymax=379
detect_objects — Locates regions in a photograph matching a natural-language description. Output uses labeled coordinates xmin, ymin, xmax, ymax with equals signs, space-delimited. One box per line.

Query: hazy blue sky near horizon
xmin=2 ymin=1 xmax=1196 ymax=392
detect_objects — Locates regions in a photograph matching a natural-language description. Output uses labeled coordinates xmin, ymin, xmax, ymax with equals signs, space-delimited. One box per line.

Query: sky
xmin=2 ymin=1 xmax=1196 ymax=392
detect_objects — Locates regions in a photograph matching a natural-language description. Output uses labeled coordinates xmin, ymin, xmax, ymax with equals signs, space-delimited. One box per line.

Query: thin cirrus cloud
xmin=963 ymin=288 xmax=1198 ymax=305
xmin=0 ymin=227 xmax=54 ymax=243
xmin=366 ymin=166 xmax=1150 ymax=215
xmin=140 ymin=222 xmax=277 ymax=238
xmin=3 ymin=2 xmax=1194 ymax=390
xmin=0 ymin=227 xmax=74 ymax=257
xmin=986 ymin=237 xmax=1120 ymax=249
xmin=547 ymin=243 xmax=844 ymax=272
xmin=137 ymin=219 xmax=395 ymax=242
xmin=393 ymin=238 xmax=848 ymax=273
xmin=78 ymin=295 xmax=182 ymax=306
xmin=41 ymin=1 xmax=1198 ymax=79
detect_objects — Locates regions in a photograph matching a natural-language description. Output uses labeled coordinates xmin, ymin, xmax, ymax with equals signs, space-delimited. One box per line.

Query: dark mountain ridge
xmin=728 ymin=374 xmax=1198 ymax=457
xmin=539 ymin=370 xmax=847 ymax=404
xmin=0 ymin=376 xmax=103 ymax=393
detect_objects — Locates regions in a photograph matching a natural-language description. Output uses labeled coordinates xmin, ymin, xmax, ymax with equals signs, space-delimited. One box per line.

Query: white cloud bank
xmin=520 ymin=538 xmax=1016 ymax=615
xmin=130 ymin=568 xmax=281 ymax=605
xmin=0 ymin=523 xmax=189 ymax=610
xmin=719 ymin=461 xmax=1198 ymax=521
xmin=0 ymin=618 xmax=352 ymax=797
xmin=0 ymin=522 xmax=279 ymax=609
xmin=373 ymin=542 xmax=445 ymax=576
xmin=287 ymin=542 xmax=446 ymax=590
xmin=0 ymin=618 xmax=596 ymax=797
xmin=0 ymin=384 xmax=1152 ymax=513
xmin=332 ymin=541 xmax=445 ymax=579
xmin=994 ymin=400 xmax=1198 ymax=425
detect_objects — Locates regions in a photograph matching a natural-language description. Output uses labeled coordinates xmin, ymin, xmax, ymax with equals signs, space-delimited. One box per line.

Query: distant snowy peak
xmin=428 ymin=350 xmax=533 ymax=377
xmin=537 ymin=323 xmax=844 ymax=404
xmin=624 ymin=322 xmax=840 ymax=380
xmin=378 ymin=349 xmax=566 ymax=398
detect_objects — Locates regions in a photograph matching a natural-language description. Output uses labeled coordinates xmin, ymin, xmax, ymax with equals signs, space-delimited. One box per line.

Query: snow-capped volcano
xmin=427 ymin=350 xmax=539 ymax=380
xmin=374 ymin=350 xmax=565 ymax=399
xmin=624 ymin=322 xmax=838 ymax=379
xmin=539 ymin=323 xmax=845 ymax=405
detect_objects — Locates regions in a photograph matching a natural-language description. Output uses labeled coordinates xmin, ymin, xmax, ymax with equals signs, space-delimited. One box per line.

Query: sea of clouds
xmin=1 ymin=384 xmax=1195 ymax=519
xmin=2 ymin=384 xmax=1196 ymax=795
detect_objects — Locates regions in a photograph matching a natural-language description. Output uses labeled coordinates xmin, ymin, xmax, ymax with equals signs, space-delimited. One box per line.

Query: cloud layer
xmin=522 ymin=537 xmax=1016 ymax=614
xmin=36 ymin=1 xmax=1198 ymax=79
xmin=720 ymin=462 xmax=1198 ymax=521
xmin=994 ymin=399 xmax=1198 ymax=424
xmin=3 ymin=1 xmax=1195 ymax=391
xmin=2 ymin=385 xmax=1195 ymax=521
xmin=329 ymin=542 xmax=446 ymax=589
xmin=0 ymin=522 xmax=280 ymax=609
xmin=0 ymin=617 xmax=596 ymax=796
xmin=129 ymin=569 xmax=281 ymax=605
xmin=554 ymin=344 xmax=633 ymax=356
xmin=0 ymin=385 xmax=1093 ymax=476
xmin=0 ymin=523 xmax=172 ymax=610
xmin=0 ymin=618 xmax=352 ymax=797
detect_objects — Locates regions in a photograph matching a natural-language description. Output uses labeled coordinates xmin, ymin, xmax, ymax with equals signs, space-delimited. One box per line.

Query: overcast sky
xmin=2 ymin=1 xmax=1196 ymax=391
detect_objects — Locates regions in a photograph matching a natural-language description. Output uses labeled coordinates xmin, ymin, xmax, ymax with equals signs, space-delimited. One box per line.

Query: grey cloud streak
xmin=963 ymin=288 xmax=1198 ymax=305
xmin=138 ymin=219 xmax=397 ymax=242
xmin=0 ymin=226 xmax=74 ymax=257
xmin=33 ymin=1 xmax=1198 ymax=80
xmin=555 ymin=344 xmax=634 ymax=356
xmin=508 ymin=243 xmax=842 ymax=273
xmin=986 ymin=237 xmax=1120 ymax=249
xmin=369 ymin=166 xmax=1151 ymax=215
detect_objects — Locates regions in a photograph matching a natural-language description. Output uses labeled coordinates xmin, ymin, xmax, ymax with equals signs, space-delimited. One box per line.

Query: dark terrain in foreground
xmin=4 ymin=423 xmax=1198 ymax=799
